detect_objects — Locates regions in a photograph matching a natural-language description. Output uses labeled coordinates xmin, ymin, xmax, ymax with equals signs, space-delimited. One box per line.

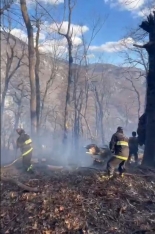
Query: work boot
xmin=101 ymin=174 xmax=114 ymax=179
xmin=27 ymin=164 xmax=34 ymax=173
xmin=119 ymin=173 xmax=124 ymax=178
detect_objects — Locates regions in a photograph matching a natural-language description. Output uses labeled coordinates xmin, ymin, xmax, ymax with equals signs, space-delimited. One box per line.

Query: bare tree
xmin=122 ymin=70 xmax=143 ymax=118
xmin=0 ymin=0 xmax=14 ymax=15
xmin=1 ymin=29 xmax=25 ymax=119
xmin=34 ymin=17 xmax=41 ymax=134
xmin=134 ymin=12 xmax=155 ymax=166
xmin=20 ymin=0 xmax=37 ymax=137
xmin=40 ymin=59 xmax=57 ymax=116
xmin=89 ymin=68 xmax=112 ymax=145
xmin=6 ymin=81 xmax=28 ymax=149
xmin=122 ymin=33 xmax=149 ymax=73
xmin=56 ymin=0 xmax=75 ymax=142
xmin=121 ymin=20 xmax=150 ymax=110
xmin=31 ymin=4 xmax=47 ymax=134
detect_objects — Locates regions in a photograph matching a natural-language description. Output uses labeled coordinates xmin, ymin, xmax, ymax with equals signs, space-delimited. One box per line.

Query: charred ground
xmin=1 ymin=164 xmax=155 ymax=234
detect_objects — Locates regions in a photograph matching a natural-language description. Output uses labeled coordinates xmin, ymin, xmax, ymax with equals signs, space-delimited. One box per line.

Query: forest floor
xmin=1 ymin=163 xmax=155 ymax=234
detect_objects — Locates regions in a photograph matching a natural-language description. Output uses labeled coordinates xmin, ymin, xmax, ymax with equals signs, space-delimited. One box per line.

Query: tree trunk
xmin=143 ymin=50 xmax=155 ymax=166
xmin=60 ymin=0 xmax=74 ymax=144
xmin=35 ymin=20 xmax=41 ymax=134
xmin=20 ymin=0 xmax=37 ymax=137
xmin=99 ymin=110 xmax=104 ymax=145
xmin=63 ymin=37 xmax=73 ymax=143
xmin=142 ymin=13 xmax=155 ymax=166
xmin=94 ymin=87 xmax=105 ymax=145
xmin=1 ymin=82 xmax=8 ymax=119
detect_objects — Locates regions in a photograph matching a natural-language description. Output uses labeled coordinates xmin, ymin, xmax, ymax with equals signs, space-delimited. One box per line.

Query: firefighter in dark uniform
xmin=128 ymin=131 xmax=138 ymax=164
xmin=106 ymin=126 xmax=129 ymax=178
xmin=16 ymin=128 xmax=33 ymax=172
xmin=85 ymin=144 xmax=111 ymax=166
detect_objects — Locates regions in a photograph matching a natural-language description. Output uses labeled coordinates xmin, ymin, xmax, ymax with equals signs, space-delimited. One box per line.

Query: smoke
xmin=1 ymin=114 xmax=141 ymax=168
xmin=1 ymin=116 xmax=95 ymax=168
xmin=1 ymin=148 xmax=16 ymax=165
xmin=35 ymin=131 xmax=94 ymax=167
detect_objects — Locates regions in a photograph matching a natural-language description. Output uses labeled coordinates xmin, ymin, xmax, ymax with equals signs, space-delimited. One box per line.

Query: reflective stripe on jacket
xmin=17 ymin=133 xmax=33 ymax=155
xmin=116 ymin=141 xmax=129 ymax=147
xmin=24 ymin=139 xmax=32 ymax=145
xmin=22 ymin=147 xmax=33 ymax=156
xmin=110 ymin=132 xmax=129 ymax=158
xmin=115 ymin=155 xmax=128 ymax=161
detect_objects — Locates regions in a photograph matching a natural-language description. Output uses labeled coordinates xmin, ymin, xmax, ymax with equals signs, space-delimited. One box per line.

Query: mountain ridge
xmin=1 ymin=30 xmax=146 ymax=142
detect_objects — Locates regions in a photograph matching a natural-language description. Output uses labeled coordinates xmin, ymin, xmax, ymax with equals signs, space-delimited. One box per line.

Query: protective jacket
xmin=85 ymin=144 xmax=112 ymax=163
xmin=16 ymin=132 xmax=33 ymax=156
xmin=109 ymin=132 xmax=129 ymax=160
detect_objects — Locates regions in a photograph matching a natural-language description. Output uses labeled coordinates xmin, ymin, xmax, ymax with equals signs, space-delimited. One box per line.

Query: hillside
xmin=1 ymin=30 xmax=146 ymax=143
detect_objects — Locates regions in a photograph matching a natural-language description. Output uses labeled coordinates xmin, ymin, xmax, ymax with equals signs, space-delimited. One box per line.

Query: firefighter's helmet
xmin=117 ymin=126 xmax=123 ymax=132
xmin=16 ymin=128 xmax=25 ymax=135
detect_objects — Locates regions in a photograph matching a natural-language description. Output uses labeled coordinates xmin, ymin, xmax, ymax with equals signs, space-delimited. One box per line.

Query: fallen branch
xmin=1 ymin=177 xmax=40 ymax=192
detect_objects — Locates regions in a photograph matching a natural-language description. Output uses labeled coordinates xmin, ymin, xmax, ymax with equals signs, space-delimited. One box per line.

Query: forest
xmin=0 ymin=0 xmax=155 ymax=233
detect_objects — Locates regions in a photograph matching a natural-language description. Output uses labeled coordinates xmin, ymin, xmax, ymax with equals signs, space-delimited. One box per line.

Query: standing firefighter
xmin=106 ymin=126 xmax=129 ymax=178
xmin=16 ymin=128 xmax=33 ymax=172
xmin=128 ymin=131 xmax=139 ymax=164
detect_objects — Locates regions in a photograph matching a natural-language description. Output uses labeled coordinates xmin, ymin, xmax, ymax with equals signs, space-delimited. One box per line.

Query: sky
xmin=2 ymin=0 xmax=155 ymax=65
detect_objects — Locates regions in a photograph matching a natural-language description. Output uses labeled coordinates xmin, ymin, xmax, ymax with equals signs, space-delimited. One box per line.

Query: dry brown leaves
xmin=1 ymin=167 xmax=155 ymax=234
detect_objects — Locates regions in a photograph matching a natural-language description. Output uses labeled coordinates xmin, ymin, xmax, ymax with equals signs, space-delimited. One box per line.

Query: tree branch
xmin=133 ymin=42 xmax=155 ymax=49
xmin=0 ymin=0 xmax=14 ymax=15
xmin=1 ymin=177 xmax=40 ymax=192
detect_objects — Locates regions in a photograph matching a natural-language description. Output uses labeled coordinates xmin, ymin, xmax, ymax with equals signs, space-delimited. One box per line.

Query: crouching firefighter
xmin=16 ymin=128 xmax=33 ymax=172
xmin=106 ymin=126 xmax=129 ymax=178
xmin=85 ymin=144 xmax=111 ymax=166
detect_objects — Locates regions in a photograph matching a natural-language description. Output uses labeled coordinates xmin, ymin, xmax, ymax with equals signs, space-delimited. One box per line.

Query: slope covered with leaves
xmin=1 ymin=166 xmax=155 ymax=234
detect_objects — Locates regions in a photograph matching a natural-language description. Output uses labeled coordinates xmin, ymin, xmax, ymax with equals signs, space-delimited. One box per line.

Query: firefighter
xmin=106 ymin=126 xmax=129 ymax=178
xmin=128 ymin=131 xmax=138 ymax=164
xmin=16 ymin=128 xmax=33 ymax=172
xmin=85 ymin=144 xmax=109 ymax=166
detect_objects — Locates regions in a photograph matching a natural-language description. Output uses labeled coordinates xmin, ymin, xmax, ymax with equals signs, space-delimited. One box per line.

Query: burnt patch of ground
xmin=1 ymin=167 xmax=155 ymax=234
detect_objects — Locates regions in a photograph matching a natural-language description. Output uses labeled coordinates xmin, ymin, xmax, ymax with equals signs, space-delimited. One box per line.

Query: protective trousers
xmin=107 ymin=156 xmax=126 ymax=176
xmin=22 ymin=151 xmax=33 ymax=172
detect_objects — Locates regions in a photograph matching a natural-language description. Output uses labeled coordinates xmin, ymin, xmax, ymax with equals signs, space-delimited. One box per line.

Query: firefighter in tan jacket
xmin=107 ymin=127 xmax=129 ymax=177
